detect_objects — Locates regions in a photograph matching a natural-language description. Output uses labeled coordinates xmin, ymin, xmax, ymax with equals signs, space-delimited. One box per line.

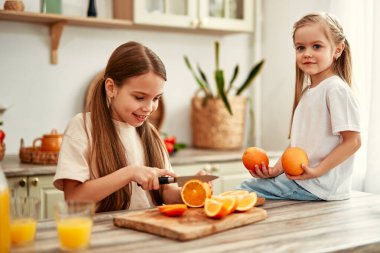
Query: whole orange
xmin=281 ymin=147 xmax=308 ymax=176
xmin=242 ymin=147 xmax=269 ymax=171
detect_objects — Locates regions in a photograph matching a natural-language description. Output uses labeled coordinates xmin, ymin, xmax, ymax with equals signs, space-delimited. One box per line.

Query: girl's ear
xmin=335 ymin=42 xmax=345 ymax=58
xmin=105 ymin=78 xmax=117 ymax=98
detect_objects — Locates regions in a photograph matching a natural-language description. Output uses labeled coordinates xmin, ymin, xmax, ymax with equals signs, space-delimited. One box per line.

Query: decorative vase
xmin=191 ymin=96 xmax=247 ymax=150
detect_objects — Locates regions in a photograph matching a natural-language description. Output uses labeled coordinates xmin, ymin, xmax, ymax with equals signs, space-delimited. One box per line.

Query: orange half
xmin=181 ymin=179 xmax=211 ymax=208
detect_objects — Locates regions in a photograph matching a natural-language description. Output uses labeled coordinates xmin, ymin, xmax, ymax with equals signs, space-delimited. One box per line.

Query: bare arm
xmin=287 ymin=131 xmax=361 ymax=180
xmin=63 ymin=166 xmax=176 ymax=203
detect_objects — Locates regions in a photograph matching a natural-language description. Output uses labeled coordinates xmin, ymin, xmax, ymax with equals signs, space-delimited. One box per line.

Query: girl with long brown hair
xmin=237 ymin=13 xmax=361 ymax=201
xmin=54 ymin=41 xmax=190 ymax=212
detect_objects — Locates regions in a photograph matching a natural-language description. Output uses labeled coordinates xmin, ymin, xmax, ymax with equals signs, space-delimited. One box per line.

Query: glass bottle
xmin=87 ymin=0 xmax=97 ymax=17
xmin=0 ymin=164 xmax=10 ymax=253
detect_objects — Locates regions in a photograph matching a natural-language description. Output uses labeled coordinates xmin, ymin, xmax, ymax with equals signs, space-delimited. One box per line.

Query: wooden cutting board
xmin=113 ymin=207 xmax=267 ymax=241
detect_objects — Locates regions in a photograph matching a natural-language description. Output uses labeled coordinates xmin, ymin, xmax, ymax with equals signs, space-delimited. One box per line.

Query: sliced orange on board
xmin=158 ymin=204 xmax=188 ymax=217
xmin=235 ymin=192 xmax=258 ymax=212
xmin=204 ymin=198 xmax=229 ymax=219
xmin=181 ymin=179 xmax=211 ymax=208
xmin=211 ymin=195 xmax=238 ymax=214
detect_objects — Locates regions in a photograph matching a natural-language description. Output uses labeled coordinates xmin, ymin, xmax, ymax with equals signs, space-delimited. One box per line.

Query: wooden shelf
xmin=0 ymin=10 xmax=133 ymax=64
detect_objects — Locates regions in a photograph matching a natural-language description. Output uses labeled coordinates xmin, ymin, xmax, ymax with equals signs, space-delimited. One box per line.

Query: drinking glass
xmin=54 ymin=200 xmax=95 ymax=251
xmin=10 ymin=196 xmax=40 ymax=246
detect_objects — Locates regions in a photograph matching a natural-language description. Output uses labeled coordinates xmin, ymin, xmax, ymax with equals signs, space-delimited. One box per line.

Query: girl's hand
xmin=249 ymin=162 xmax=283 ymax=179
xmin=285 ymin=164 xmax=321 ymax=180
xmin=129 ymin=166 xmax=177 ymax=190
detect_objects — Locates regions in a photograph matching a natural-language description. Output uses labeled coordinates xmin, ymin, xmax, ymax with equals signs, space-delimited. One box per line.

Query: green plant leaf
xmin=197 ymin=64 xmax=210 ymax=91
xmin=236 ymin=59 xmax=265 ymax=96
xmin=227 ymin=64 xmax=239 ymax=94
xmin=215 ymin=41 xmax=220 ymax=70
xmin=215 ymin=70 xmax=232 ymax=115
xmin=183 ymin=56 xmax=209 ymax=91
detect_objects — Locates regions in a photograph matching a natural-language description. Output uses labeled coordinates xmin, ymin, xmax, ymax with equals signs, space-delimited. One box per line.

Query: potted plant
xmin=184 ymin=41 xmax=264 ymax=149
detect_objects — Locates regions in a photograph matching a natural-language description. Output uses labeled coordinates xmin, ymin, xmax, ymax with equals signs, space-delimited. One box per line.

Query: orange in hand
xmin=181 ymin=179 xmax=211 ymax=208
xmin=158 ymin=204 xmax=188 ymax=217
xmin=281 ymin=147 xmax=309 ymax=176
xmin=242 ymin=147 xmax=269 ymax=171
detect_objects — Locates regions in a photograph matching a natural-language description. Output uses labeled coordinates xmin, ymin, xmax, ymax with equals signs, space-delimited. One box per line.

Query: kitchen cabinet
xmin=7 ymin=175 xmax=64 ymax=220
xmin=113 ymin=0 xmax=254 ymax=32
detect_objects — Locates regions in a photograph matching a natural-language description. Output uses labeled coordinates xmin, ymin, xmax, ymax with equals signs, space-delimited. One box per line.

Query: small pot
xmin=32 ymin=129 xmax=63 ymax=152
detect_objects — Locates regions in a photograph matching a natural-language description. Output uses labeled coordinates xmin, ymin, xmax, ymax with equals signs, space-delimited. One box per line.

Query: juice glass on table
xmin=10 ymin=196 xmax=40 ymax=246
xmin=54 ymin=200 xmax=95 ymax=251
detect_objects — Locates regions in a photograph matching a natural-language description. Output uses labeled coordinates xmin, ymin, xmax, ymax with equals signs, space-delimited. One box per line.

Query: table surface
xmin=11 ymin=191 xmax=380 ymax=253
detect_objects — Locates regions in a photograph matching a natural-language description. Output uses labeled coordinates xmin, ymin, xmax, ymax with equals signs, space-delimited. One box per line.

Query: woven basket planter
xmin=191 ymin=96 xmax=247 ymax=150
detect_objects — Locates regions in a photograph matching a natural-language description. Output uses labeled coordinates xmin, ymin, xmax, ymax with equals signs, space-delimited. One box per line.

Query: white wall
xmin=0 ymin=0 xmax=252 ymax=154
xmin=260 ymin=0 xmax=330 ymax=151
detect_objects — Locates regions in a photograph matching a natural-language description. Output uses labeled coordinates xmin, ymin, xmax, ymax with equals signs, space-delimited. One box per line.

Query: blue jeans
xmin=236 ymin=173 xmax=322 ymax=201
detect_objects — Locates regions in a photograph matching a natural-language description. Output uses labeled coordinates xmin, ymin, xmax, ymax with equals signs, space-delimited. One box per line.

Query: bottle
xmin=0 ymin=164 xmax=10 ymax=253
xmin=87 ymin=0 xmax=97 ymax=17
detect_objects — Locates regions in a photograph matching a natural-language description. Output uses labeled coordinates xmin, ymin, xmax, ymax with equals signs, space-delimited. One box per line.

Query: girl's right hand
xmin=128 ymin=166 xmax=177 ymax=190
xmin=249 ymin=162 xmax=283 ymax=179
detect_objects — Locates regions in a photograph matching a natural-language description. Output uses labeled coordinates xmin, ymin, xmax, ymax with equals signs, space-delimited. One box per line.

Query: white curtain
xmin=330 ymin=0 xmax=380 ymax=193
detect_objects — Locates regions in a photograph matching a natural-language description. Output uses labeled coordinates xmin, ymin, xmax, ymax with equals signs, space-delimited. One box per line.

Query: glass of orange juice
xmin=54 ymin=200 xmax=95 ymax=251
xmin=10 ymin=196 xmax=40 ymax=246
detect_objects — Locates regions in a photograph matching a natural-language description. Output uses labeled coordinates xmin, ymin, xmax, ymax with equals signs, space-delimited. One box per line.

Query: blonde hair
xmin=289 ymin=12 xmax=352 ymax=138
xmin=86 ymin=41 xmax=168 ymax=212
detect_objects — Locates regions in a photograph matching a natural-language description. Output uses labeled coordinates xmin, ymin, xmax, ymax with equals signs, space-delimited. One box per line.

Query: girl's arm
xmin=288 ymin=131 xmax=361 ymax=180
xmin=63 ymin=166 xmax=176 ymax=203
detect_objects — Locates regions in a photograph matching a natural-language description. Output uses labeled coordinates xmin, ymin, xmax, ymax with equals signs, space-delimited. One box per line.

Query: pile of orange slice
xmin=159 ymin=180 xmax=263 ymax=219
xmin=204 ymin=190 xmax=258 ymax=218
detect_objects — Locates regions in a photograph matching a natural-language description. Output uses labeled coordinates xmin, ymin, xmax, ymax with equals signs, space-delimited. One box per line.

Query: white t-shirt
xmin=54 ymin=113 xmax=172 ymax=210
xmin=291 ymin=75 xmax=360 ymax=200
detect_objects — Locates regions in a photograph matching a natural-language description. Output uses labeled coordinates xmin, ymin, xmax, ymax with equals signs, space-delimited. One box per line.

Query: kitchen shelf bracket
xmin=50 ymin=21 xmax=65 ymax=65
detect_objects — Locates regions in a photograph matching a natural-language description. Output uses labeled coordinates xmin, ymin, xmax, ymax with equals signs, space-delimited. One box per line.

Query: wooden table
xmin=12 ymin=191 xmax=380 ymax=253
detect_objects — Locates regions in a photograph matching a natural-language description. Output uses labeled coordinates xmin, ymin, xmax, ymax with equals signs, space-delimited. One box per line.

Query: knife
xmin=158 ymin=175 xmax=218 ymax=187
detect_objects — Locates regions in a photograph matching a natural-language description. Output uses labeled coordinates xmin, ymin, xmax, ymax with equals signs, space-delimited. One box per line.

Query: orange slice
xmin=204 ymin=198 xmax=229 ymax=219
xmin=158 ymin=204 xmax=188 ymax=217
xmin=235 ymin=192 xmax=257 ymax=212
xmin=211 ymin=195 xmax=237 ymax=214
xmin=181 ymin=179 xmax=211 ymax=207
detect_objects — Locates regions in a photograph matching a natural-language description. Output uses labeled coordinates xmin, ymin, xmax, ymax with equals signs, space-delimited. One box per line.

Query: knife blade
xmin=159 ymin=175 xmax=218 ymax=187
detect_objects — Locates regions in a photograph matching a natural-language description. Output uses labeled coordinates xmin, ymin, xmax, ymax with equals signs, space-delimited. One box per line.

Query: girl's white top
xmin=54 ymin=113 xmax=172 ymax=210
xmin=291 ymin=75 xmax=361 ymax=200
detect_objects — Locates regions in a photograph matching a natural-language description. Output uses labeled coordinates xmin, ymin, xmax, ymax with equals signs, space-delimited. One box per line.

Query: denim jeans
xmin=236 ymin=173 xmax=322 ymax=201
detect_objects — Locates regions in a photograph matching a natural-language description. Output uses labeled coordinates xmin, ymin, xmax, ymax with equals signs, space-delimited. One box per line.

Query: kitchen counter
xmin=10 ymin=191 xmax=380 ymax=253
xmin=0 ymin=149 xmax=283 ymax=177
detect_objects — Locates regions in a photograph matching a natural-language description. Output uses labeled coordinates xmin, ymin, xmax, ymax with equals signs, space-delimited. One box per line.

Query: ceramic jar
xmin=32 ymin=129 xmax=63 ymax=152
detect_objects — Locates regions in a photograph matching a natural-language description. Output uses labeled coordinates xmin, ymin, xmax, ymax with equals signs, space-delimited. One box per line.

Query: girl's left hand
xmin=286 ymin=164 xmax=322 ymax=180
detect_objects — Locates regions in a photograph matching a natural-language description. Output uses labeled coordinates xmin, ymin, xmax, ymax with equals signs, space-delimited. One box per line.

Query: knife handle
xmin=158 ymin=177 xmax=174 ymax=185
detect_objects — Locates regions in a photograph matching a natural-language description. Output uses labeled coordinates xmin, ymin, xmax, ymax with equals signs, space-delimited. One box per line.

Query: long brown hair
xmin=289 ymin=12 xmax=352 ymax=137
xmin=85 ymin=41 xmax=168 ymax=212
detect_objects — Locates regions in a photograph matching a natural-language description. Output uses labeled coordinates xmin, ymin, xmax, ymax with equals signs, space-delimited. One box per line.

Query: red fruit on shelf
xmin=164 ymin=136 xmax=176 ymax=145
xmin=165 ymin=142 xmax=174 ymax=154
xmin=0 ymin=130 xmax=5 ymax=144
